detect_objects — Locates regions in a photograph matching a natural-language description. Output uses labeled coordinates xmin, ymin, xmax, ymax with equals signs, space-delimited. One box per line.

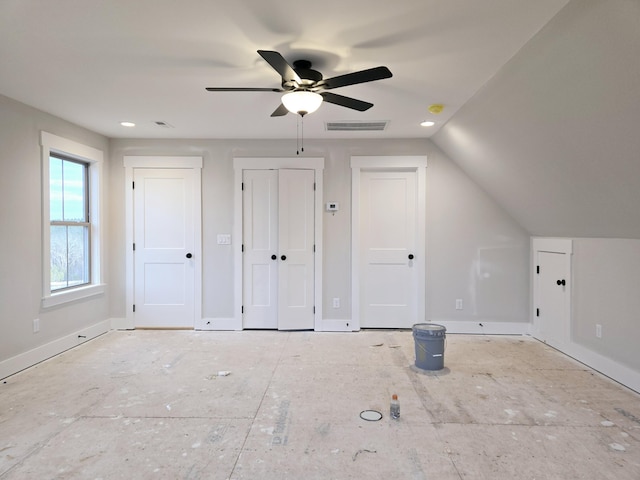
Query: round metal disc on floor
xmin=359 ymin=410 xmax=383 ymax=421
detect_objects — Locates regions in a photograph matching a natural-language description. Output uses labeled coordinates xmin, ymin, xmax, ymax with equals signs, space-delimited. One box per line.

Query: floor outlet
xmin=596 ymin=324 xmax=602 ymax=338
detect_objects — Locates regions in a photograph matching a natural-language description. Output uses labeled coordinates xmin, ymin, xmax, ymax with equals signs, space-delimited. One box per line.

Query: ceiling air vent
xmin=325 ymin=121 xmax=388 ymax=132
xmin=154 ymin=121 xmax=174 ymax=128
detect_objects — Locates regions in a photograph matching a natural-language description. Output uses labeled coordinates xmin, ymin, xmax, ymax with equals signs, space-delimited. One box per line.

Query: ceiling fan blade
xmin=270 ymin=103 xmax=289 ymax=117
xmin=257 ymin=50 xmax=302 ymax=84
xmin=317 ymin=66 xmax=392 ymax=90
xmin=206 ymin=87 xmax=283 ymax=92
xmin=320 ymin=92 xmax=373 ymax=111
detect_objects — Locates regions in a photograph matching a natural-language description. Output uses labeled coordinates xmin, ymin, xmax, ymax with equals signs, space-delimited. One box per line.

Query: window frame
xmin=49 ymin=153 xmax=91 ymax=291
xmin=41 ymin=132 xmax=104 ymax=307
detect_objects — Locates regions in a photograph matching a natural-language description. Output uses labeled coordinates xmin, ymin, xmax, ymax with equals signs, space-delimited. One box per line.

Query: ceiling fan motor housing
xmin=283 ymin=60 xmax=323 ymax=90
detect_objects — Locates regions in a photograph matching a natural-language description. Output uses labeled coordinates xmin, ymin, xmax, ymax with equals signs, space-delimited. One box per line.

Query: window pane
xmin=50 ymin=225 xmax=68 ymax=291
xmin=50 ymin=225 xmax=89 ymax=290
xmin=67 ymin=226 xmax=89 ymax=287
xmin=62 ymin=160 xmax=87 ymax=222
xmin=49 ymin=157 xmax=63 ymax=221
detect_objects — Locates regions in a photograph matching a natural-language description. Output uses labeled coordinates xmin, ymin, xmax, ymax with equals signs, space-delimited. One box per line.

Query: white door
xmin=535 ymin=250 xmax=570 ymax=349
xmin=242 ymin=170 xmax=278 ymax=329
xmin=359 ymin=170 xmax=418 ymax=328
xmin=242 ymin=169 xmax=315 ymax=330
xmin=277 ymin=169 xmax=315 ymax=330
xmin=133 ymin=168 xmax=196 ymax=328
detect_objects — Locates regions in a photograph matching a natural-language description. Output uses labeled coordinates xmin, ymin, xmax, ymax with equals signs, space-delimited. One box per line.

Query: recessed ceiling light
xmin=120 ymin=121 xmax=135 ymax=127
xmin=420 ymin=121 xmax=435 ymax=127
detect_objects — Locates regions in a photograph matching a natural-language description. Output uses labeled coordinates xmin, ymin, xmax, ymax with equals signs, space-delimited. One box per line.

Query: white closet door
xmin=242 ymin=169 xmax=315 ymax=330
xmin=242 ymin=170 xmax=278 ymax=329
xmin=277 ymin=169 xmax=315 ymax=330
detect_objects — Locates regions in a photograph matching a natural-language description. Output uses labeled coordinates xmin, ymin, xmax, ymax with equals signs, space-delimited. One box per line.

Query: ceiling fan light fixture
xmin=282 ymin=91 xmax=323 ymax=116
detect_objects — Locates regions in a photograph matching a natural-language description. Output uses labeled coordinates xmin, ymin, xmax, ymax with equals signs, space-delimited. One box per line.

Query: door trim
xmin=351 ymin=156 xmax=427 ymax=331
xmin=122 ymin=156 xmax=203 ymax=330
xmin=531 ymin=237 xmax=572 ymax=348
xmin=233 ymin=157 xmax=324 ymax=331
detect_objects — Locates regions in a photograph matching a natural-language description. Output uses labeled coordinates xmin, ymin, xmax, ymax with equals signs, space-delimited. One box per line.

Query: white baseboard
xmin=316 ymin=319 xmax=357 ymax=332
xmin=0 ymin=320 xmax=110 ymax=380
xmin=543 ymin=340 xmax=640 ymax=394
xmin=196 ymin=317 xmax=241 ymax=331
xmin=428 ymin=319 xmax=530 ymax=335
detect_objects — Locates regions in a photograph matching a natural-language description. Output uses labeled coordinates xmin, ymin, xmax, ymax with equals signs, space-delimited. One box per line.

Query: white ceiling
xmin=0 ymin=0 xmax=568 ymax=140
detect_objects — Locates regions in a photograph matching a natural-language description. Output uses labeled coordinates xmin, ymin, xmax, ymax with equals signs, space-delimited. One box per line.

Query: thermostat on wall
xmin=326 ymin=202 xmax=339 ymax=212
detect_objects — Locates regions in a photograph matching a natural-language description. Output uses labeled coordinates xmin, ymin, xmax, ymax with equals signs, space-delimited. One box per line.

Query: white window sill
xmin=42 ymin=284 xmax=105 ymax=308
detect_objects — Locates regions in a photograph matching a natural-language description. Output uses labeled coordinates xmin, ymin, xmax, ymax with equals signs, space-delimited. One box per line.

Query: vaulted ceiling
xmin=0 ymin=0 xmax=567 ymax=139
xmin=2 ymin=0 xmax=639 ymax=239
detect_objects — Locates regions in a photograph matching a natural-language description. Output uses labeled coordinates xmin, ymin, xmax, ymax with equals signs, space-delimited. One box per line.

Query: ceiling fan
xmin=206 ymin=50 xmax=392 ymax=117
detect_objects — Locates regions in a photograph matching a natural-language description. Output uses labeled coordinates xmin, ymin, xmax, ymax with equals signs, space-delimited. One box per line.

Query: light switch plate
xmin=217 ymin=234 xmax=231 ymax=245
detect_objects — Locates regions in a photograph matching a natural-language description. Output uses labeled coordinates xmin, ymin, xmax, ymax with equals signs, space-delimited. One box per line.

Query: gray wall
xmin=431 ymin=0 xmax=640 ymax=385
xmin=1 ymin=95 xmax=529 ymax=371
xmin=109 ymin=138 xmax=530 ymax=327
xmin=0 ymin=94 xmax=111 ymax=362
xmin=572 ymin=239 xmax=640 ymax=372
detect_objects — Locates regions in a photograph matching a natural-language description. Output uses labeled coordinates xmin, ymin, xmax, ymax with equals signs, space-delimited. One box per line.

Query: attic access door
xmin=242 ymin=169 xmax=315 ymax=330
xmin=532 ymin=238 xmax=572 ymax=350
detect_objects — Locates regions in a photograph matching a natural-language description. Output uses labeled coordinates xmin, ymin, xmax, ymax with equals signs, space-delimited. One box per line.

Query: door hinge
xmin=242 ymin=244 xmax=244 ymax=252
xmin=241 ymin=182 xmax=244 ymax=191
xmin=313 ymin=182 xmax=316 ymax=191
xmin=132 ymin=181 xmax=135 ymax=189
xmin=133 ymin=304 xmax=136 ymax=313
xmin=536 ymin=308 xmax=540 ymax=317
xmin=313 ymin=306 xmax=316 ymax=314
xmin=313 ymin=244 xmax=316 ymax=253
xmin=133 ymin=243 xmax=135 ymax=251
xmin=241 ymin=305 xmax=244 ymax=314
xmin=536 ymin=265 xmax=540 ymax=274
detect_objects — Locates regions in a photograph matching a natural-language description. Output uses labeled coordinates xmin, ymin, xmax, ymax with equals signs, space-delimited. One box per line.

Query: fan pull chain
xmin=296 ymin=114 xmax=306 ymax=155
xmin=296 ymin=114 xmax=300 ymax=155
xmin=301 ymin=115 xmax=305 ymax=153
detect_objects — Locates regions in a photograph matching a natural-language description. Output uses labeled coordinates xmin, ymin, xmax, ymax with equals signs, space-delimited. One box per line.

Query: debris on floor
xmin=352 ymin=449 xmax=377 ymax=461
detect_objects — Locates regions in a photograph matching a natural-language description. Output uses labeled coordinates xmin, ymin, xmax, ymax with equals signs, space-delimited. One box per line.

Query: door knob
xmin=281 ymin=255 xmax=287 ymax=261
xmin=556 ymin=279 xmax=566 ymax=286
xmin=271 ymin=254 xmax=277 ymax=260
xmin=408 ymin=254 xmax=414 ymax=260
xmin=186 ymin=253 xmax=193 ymax=259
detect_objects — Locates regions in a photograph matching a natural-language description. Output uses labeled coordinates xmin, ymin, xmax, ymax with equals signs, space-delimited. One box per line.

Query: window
xmin=49 ymin=154 xmax=90 ymax=291
xmin=41 ymin=132 xmax=104 ymax=307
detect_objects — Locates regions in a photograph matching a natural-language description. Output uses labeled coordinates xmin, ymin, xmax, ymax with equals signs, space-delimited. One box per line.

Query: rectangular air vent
xmin=325 ymin=121 xmax=388 ymax=132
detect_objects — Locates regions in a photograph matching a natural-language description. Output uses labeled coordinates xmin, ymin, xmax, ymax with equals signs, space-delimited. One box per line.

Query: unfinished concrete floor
xmin=1 ymin=331 xmax=639 ymax=479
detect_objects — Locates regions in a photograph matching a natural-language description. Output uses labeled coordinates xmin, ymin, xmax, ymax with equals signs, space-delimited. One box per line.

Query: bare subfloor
xmin=1 ymin=331 xmax=639 ymax=479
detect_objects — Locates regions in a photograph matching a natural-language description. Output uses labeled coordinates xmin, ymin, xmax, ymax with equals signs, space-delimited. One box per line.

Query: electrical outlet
xmin=596 ymin=324 xmax=602 ymax=338
xmin=332 ymin=297 xmax=340 ymax=309
xmin=33 ymin=318 xmax=40 ymax=333
xmin=455 ymin=299 xmax=463 ymax=310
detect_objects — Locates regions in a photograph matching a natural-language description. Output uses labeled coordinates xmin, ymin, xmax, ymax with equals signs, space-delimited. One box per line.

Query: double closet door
xmin=242 ymin=169 xmax=315 ymax=330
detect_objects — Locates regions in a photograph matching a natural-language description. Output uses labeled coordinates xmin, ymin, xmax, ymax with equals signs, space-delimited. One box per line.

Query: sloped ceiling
xmin=432 ymin=0 xmax=640 ymax=239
